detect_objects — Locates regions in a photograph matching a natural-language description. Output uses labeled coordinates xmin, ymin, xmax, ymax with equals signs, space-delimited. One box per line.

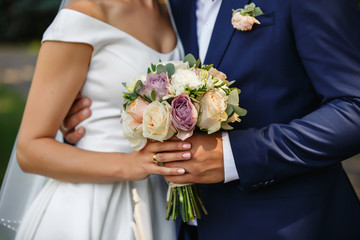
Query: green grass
xmin=0 ymin=84 xmax=26 ymax=187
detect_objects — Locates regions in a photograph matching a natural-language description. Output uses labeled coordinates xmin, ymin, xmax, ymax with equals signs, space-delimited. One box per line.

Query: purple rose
xmin=140 ymin=72 xmax=169 ymax=100
xmin=171 ymin=94 xmax=198 ymax=140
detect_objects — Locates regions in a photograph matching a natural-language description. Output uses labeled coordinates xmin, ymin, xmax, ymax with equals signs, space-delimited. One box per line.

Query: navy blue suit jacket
xmin=170 ymin=0 xmax=360 ymax=239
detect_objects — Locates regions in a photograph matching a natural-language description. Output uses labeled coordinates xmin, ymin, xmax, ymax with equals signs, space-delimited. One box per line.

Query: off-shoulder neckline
xmin=59 ymin=8 xmax=179 ymax=56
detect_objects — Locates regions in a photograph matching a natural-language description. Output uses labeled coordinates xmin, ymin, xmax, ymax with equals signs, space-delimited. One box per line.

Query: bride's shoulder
xmin=64 ymin=0 xmax=106 ymax=22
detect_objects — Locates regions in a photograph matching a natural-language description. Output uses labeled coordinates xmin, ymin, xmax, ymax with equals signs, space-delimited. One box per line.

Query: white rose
xmin=160 ymin=60 xmax=189 ymax=71
xmin=142 ymin=101 xmax=176 ymax=141
xmin=169 ymin=69 xmax=204 ymax=96
xmin=197 ymin=90 xmax=228 ymax=134
xmin=122 ymin=112 xmax=147 ymax=151
xmin=126 ymin=74 xmax=146 ymax=93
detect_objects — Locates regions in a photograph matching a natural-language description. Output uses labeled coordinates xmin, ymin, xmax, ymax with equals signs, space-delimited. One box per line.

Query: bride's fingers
xmin=147 ymin=141 xmax=191 ymax=152
xmin=155 ymin=151 xmax=191 ymax=163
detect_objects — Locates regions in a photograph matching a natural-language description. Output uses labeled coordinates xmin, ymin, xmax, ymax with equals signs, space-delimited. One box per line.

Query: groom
xmin=64 ymin=0 xmax=360 ymax=239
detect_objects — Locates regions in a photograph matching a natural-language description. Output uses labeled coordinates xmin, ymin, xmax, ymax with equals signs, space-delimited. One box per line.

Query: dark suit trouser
xmin=179 ymin=223 xmax=198 ymax=240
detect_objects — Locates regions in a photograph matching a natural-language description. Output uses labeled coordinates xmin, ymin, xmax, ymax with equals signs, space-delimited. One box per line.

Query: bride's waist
xmin=76 ymin=137 xmax=133 ymax=153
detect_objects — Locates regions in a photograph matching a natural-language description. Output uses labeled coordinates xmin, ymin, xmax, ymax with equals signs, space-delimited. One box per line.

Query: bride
xmin=2 ymin=0 xmax=189 ymax=239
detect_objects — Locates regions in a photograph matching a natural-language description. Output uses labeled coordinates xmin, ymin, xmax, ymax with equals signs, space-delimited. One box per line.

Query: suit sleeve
xmin=229 ymin=0 xmax=360 ymax=191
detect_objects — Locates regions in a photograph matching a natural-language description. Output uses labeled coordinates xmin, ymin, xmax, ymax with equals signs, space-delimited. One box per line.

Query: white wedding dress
xmin=15 ymin=8 xmax=184 ymax=240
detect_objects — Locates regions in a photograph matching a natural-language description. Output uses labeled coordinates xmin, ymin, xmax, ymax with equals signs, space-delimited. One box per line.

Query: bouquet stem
xmin=165 ymin=184 xmax=207 ymax=222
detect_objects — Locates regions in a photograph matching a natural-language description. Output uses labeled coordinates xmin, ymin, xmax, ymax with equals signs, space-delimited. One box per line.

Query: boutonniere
xmin=231 ymin=2 xmax=263 ymax=31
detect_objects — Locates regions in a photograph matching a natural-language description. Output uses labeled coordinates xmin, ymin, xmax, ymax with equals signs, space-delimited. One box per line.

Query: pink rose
xmin=127 ymin=97 xmax=149 ymax=123
xmin=140 ymin=72 xmax=169 ymax=100
xmin=171 ymin=94 xmax=198 ymax=140
xmin=208 ymin=67 xmax=227 ymax=82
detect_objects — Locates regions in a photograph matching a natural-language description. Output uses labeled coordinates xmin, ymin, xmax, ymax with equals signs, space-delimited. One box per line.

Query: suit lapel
xmin=169 ymin=0 xmax=199 ymax=59
xmin=204 ymin=0 xmax=247 ymax=67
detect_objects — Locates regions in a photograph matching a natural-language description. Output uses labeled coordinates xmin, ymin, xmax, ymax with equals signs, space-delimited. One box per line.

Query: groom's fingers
xmin=63 ymin=107 xmax=91 ymax=132
xmin=67 ymin=96 xmax=91 ymax=116
xmin=63 ymin=127 xmax=86 ymax=144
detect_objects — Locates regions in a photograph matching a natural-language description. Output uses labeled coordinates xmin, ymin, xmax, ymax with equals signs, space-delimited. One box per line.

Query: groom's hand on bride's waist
xmin=163 ymin=132 xmax=224 ymax=184
xmin=61 ymin=93 xmax=92 ymax=144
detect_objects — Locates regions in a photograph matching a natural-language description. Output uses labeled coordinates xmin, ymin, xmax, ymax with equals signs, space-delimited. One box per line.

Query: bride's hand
xmin=125 ymin=140 xmax=191 ymax=180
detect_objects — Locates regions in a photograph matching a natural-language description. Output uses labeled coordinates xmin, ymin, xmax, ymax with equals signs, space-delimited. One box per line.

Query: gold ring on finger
xmin=152 ymin=154 xmax=158 ymax=164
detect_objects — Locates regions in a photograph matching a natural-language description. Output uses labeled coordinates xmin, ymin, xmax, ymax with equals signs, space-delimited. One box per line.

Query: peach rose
xmin=197 ymin=90 xmax=228 ymax=134
xmin=127 ymin=97 xmax=149 ymax=123
xmin=142 ymin=101 xmax=176 ymax=141
xmin=231 ymin=12 xmax=260 ymax=31
xmin=122 ymin=112 xmax=147 ymax=151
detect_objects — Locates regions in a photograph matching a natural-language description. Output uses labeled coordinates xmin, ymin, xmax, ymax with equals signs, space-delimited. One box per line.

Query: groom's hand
xmin=61 ymin=93 xmax=92 ymax=144
xmin=163 ymin=132 xmax=224 ymax=184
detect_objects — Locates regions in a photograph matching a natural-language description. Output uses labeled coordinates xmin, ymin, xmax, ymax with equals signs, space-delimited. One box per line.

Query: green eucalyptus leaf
xmin=134 ymin=80 xmax=143 ymax=94
xmin=151 ymin=90 xmax=156 ymax=101
xmin=228 ymin=88 xmax=239 ymax=105
xmin=236 ymin=3 xmax=263 ymax=17
xmin=247 ymin=3 xmax=256 ymax=10
xmin=230 ymin=104 xmax=247 ymax=117
xmin=221 ymin=122 xmax=234 ymax=130
xmin=156 ymin=64 xmax=168 ymax=74
xmin=195 ymin=59 xmax=202 ymax=68
xmin=147 ymin=67 xmax=151 ymax=74
xmin=254 ymin=7 xmax=263 ymax=17
xmin=226 ymin=104 xmax=234 ymax=117
xmin=122 ymin=82 xmax=127 ymax=88
xmin=165 ymin=63 xmax=175 ymax=77
xmin=183 ymin=53 xmax=196 ymax=68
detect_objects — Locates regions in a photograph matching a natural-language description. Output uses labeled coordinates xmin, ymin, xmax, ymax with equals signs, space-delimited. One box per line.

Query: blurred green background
xmin=0 ymin=0 xmax=360 ymax=196
xmin=0 ymin=0 xmax=61 ymax=187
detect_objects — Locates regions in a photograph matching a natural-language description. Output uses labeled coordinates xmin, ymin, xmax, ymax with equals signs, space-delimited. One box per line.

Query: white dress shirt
xmin=196 ymin=0 xmax=239 ymax=183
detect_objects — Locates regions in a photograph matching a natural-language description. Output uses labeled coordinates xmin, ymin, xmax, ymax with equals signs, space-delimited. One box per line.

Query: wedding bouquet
xmin=122 ymin=54 xmax=246 ymax=222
